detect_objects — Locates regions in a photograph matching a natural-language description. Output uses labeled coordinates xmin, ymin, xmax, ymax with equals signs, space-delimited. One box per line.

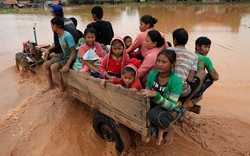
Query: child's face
xmin=51 ymin=23 xmax=57 ymax=33
xmin=145 ymin=35 xmax=157 ymax=50
xmin=156 ymin=54 xmax=172 ymax=73
xmin=85 ymin=32 xmax=96 ymax=46
xmin=125 ymin=38 xmax=132 ymax=48
xmin=139 ymin=22 xmax=149 ymax=32
xmin=111 ymin=42 xmax=124 ymax=57
xmin=197 ymin=44 xmax=210 ymax=56
xmin=122 ymin=72 xmax=135 ymax=87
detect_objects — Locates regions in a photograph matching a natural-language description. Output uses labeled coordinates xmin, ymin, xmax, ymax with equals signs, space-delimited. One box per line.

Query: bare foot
xmin=183 ymin=99 xmax=195 ymax=108
xmin=156 ymin=128 xmax=164 ymax=145
xmin=41 ymin=86 xmax=55 ymax=94
xmin=163 ymin=127 xmax=174 ymax=145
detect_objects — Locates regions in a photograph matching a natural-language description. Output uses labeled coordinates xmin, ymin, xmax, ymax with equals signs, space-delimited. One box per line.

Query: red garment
xmin=112 ymin=64 xmax=143 ymax=91
xmin=100 ymin=36 xmax=130 ymax=76
xmin=107 ymin=56 xmax=122 ymax=75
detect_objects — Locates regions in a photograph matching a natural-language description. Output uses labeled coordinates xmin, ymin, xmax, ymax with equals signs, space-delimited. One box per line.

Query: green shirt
xmin=195 ymin=51 xmax=214 ymax=72
xmin=146 ymin=70 xmax=183 ymax=112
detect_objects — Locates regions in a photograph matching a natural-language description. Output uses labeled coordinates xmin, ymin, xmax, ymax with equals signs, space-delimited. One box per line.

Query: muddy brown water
xmin=0 ymin=4 xmax=250 ymax=156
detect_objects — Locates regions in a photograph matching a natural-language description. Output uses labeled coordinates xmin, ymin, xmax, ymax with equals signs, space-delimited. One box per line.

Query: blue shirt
xmin=59 ymin=31 xmax=76 ymax=59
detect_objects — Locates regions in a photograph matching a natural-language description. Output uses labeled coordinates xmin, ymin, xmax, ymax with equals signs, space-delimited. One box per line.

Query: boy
xmin=192 ymin=37 xmax=219 ymax=101
xmin=42 ymin=17 xmax=76 ymax=96
xmin=87 ymin=6 xmax=114 ymax=46
xmin=168 ymin=28 xmax=206 ymax=113
xmin=123 ymin=36 xmax=132 ymax=49
xmin=44 ymin=4 xmax=80 ymax=60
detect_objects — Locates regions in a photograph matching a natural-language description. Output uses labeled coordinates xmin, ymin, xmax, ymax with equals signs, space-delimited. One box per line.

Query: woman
xmin=140 ymin=49 xmax=183 ymax=145
xmin=126 ymin=15 xmax=167 ymax=59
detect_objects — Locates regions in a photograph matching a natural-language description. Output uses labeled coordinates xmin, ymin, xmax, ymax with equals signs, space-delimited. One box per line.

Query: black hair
xmin=51 ymin=17 xmax=64 ymax=29
xmin=91 ymin=6 xmax=103 ymax=19
xmin=84 ymin=28 xmax=96 ymax=37
xmin=157 ymin=48 xmax=176 ymax=65
xmin=123 ymin=36 xmax=132 ymax=42
xmin=172 ymin=28 xmax=188 ymax=45
xmin=195 ymin=36 xmax=211 ymax=47
xmin=122 ymin=66 xmax=136 ymax=78
xmin=140 ymin=15 xmax=158 ymax=28
xmin=147 ymin=30 xmax=165 ymax=48
xmin=69 ymin=17 xmax=77 ymax=27
xmin=167 ymin=41 xmax=172 ymax=47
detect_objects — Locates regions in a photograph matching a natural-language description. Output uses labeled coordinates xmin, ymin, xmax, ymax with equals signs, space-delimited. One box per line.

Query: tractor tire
xmin=15 ymin=52 xmax=29 ymax=72
xmin=92 ymin=112 xmax=130 ymax=154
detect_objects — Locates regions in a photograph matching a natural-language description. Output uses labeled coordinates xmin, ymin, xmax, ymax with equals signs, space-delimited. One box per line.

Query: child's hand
xmin=100 ymin=79 xmax=106 ymax=88
xmin=140 ymin=89 xmax=157 ymax=98
xmin=115 ymin=84 xmax=123 ymax=89
xmin=128 ymin=88 xmax=138 ymax=94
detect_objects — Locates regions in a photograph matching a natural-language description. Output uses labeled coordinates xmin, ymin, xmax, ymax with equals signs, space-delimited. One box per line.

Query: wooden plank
xmin=62 ymin=70 xmax=151 ymax=137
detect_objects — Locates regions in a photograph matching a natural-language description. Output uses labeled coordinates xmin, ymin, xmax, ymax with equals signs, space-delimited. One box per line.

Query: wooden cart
xmin=61 ymin=70 xmax=151 ymax=154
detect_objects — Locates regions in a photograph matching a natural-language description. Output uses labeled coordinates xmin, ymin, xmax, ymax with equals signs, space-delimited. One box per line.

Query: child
xmin=42 ymin=17 xmax=76 ymax=95
xmin=82 ymin=48 xmax=101 ymax=78
xmin=69 ymin=17 xmax=84 ymax=38
xmin=100 ymin=36 xmax=130 ymax=79
xmin=138 ymin=30 xmax=165 ymax=86
xmin=100 ymin=60 xmax=143 ymax=92
xmin=78 ymin=28 xmax=105 ymax=73
xmin=140 ymin=49 xmax=182 ymax=146
xmin=123 ymin=36 xmax=132 ymax=49
xmin=192 ymin=36 xmax=219 ymax=101
xmin=87 ymin=6 xmax=114 ymax=46
xmin=168 ymin=28 xmax=206 ymax=113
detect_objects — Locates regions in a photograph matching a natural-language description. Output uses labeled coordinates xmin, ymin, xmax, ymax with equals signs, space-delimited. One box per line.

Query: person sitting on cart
xmin=42 ymin=17 xmax=76 ymax=96
xmin=99 ymin=36 xmax=130 ymax=80
xmin=43 ymin=4 xmax=80 ymax=60
xmin=140 ymin=49 xmax=183 ymax=146
xmin=100 ymin=58 xmax=143 ymax=92
xmin=78 ymin=28 xmax=106 ymax=74
xmin=192 ymin=36 xmax=219 ymax=103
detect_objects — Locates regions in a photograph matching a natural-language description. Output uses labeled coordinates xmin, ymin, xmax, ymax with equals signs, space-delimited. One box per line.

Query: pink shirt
xmin=138 ymin=47 xmax=163 ymax=84
xmin=126 ymin=28 xmax=154 ymax=57
xmin=126 ymin=28 xmax=168 ymax=57
xmin=78 ymin=42 xmax=104 ymax=68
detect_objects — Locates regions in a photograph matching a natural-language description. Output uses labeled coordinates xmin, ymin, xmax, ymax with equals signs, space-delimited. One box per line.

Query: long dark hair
xmin=140 ymin=15 xmax=158 ymax=28
xmin=147 ymin=30 xmax=165 ymax=48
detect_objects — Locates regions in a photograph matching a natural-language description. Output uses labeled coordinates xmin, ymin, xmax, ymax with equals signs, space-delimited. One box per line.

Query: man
xmin=87 ymin=6 xmax=114 ymax=45
xmin=44 ymin=4 xmax=80 ymax=59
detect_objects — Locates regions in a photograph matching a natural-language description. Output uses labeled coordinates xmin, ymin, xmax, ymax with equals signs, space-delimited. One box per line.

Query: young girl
xmin=78 ymin=28 xmax=105 ymax=73
xmin=126 ymin=15 xmax=168 ymax=59
xmin=100 ymin=36 xmax=130 ymax=79
xmin=100 ymin=59 xmax=143 ymax=92
xmin=138 ymin=30 xmax=165 ymax=85
xmin=140 ymin=49 xmax=183 ymax=146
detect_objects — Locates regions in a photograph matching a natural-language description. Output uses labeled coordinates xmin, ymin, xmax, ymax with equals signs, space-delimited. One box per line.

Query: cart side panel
xmin=62 ymin=70 xmax=151 ymax=137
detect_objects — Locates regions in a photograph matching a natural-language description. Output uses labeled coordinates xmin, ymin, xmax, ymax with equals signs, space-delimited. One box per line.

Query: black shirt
xmin=87 ymin=20 xmax=114 ymax=45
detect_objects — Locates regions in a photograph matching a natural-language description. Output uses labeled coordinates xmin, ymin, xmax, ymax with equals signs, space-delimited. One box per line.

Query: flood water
xmin=0 ymin=4 xmax=250 ymax=156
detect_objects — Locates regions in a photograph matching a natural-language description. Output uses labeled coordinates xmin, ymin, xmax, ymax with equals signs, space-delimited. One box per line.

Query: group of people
xmin=41 ymin=4 xmax=219 ymax=146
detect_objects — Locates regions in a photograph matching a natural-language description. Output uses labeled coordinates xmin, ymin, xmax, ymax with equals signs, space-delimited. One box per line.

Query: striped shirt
xmin=168 ymin=46 xmax=198 ymax=97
